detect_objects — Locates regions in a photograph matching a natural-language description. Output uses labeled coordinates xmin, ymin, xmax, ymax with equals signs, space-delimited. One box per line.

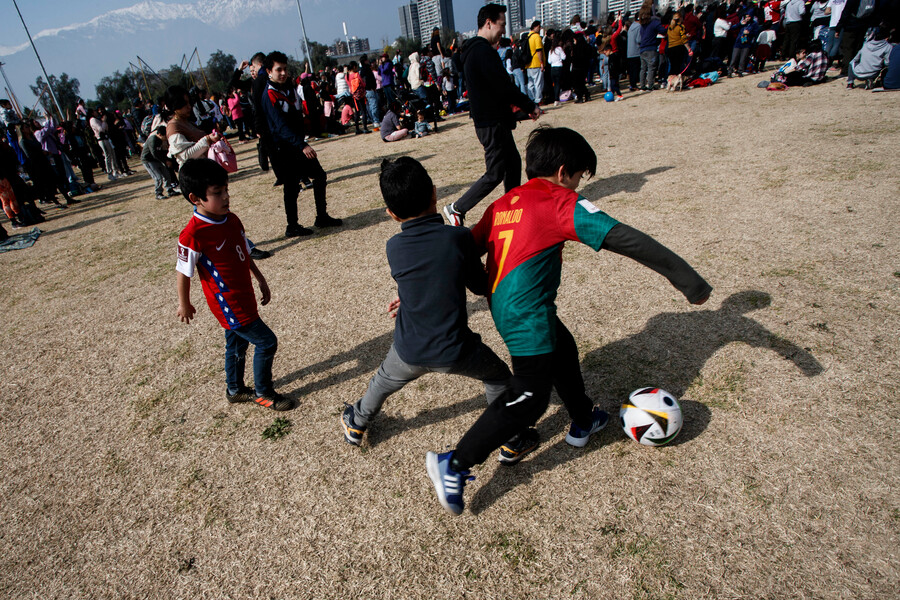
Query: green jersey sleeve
xmin=572 ymin=197 xmax=619 ymax=251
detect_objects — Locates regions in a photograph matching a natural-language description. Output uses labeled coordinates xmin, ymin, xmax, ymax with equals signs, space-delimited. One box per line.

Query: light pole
xmin=12 ymin=0 xmax=64 ymax=120
xmin=296 ymin=0 xmax=314 ymax=72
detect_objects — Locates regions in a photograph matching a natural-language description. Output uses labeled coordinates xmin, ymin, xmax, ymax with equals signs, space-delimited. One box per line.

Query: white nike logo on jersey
xmin=215 ymin=240 xmax=226 ymax=251
xmin=506 ymin=391 xmax=533 ymax=407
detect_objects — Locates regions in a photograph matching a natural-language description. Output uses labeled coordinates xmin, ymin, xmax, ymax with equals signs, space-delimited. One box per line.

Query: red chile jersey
xmin=176 ymin=211 xmax=257 ymax=330
xmin=471 ymin=178 xmax=619 ymax=356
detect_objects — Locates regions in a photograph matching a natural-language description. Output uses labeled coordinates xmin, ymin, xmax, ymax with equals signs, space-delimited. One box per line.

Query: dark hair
xmin=179 ymin=158 xmax=228 ymax=204
xmin=164 ymin=85 xmax=191 ymax=112
xmin=478 ymin=3 xmax=507 ymax=29
xmin=808 ymin=39 xmax=824 ymax=53
xmin=265 ymin=51 xmax=289 ymax=71
xmin=250 ymin=52 xmax=267 ymax=65
xmin=525 ymin=127 xmax=596 ymax=180
xmin=155 ymin=125 xmax=166 ymax=136
xmin=379 ymin=157 xmax=433 ymax=219
xmin=531 ymin=20 xmax=541 ymax=30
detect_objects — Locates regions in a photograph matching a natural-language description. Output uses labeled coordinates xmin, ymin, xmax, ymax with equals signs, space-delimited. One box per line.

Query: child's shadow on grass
xmin=468 ymin=290 xmax=823 ymax=514
xmin=579 ymin=165 xmax=674 ymax=199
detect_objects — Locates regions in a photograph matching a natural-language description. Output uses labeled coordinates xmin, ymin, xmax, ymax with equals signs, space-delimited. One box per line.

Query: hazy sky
xmin=0 ymin=0 xmax=495 ymax=107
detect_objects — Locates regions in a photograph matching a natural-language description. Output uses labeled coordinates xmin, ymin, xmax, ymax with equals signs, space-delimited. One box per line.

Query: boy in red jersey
xmin=427 ymin=127 xmax=712 ymax=515
xmin=175 ymin=158 xmax=294 ymax=411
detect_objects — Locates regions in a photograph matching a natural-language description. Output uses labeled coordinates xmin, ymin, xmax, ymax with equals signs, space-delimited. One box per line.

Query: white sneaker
xmin=442 ymin=203 xmax=464 ymax=227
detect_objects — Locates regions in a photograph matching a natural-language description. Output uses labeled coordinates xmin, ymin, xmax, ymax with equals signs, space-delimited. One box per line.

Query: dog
xmin=666 ymin=74 xmax=683 ymax=92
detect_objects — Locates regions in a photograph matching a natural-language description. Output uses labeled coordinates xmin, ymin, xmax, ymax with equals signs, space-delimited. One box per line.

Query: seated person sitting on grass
xmin=380 ymin=102 xmax=409 ymax=142
xmin=880 ymin=35 xmax=900 ymax=90
xmin=175 ymin=158 xmax=294 ymax=412
xmin=781 ymin=41 xmax=829 ymax=86
xmin=413 ymin=111 xmax=432 ymax=138
xmin=847 ymin=26 xmax=893 ymax=89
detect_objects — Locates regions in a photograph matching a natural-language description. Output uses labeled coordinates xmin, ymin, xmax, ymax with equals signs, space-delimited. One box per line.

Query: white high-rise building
xmin=487 ymin=0 xmax=527 ymax=30
xmin=417 ymin=0 xmax=456 ymax=36
xmin=536 ymin=0 xmax=598 ymax=28
xmin=399 ymin=1 xmax=421 ymax=40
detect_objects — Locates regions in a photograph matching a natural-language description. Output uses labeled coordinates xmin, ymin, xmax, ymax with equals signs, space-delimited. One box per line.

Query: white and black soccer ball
xmin=619 ymin=388 xmax=683 ymax=446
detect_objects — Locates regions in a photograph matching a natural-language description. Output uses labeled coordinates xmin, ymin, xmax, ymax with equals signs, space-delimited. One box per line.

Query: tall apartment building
xmin=399 ymin=1 xmax=421 ymax=40
xmin=417 ymin=0 xmax=456 ymax=36
xmin=487 ymin=0 xmax=526 ymax=30
xmin=536 ymin=0 xmax=599 ymax=27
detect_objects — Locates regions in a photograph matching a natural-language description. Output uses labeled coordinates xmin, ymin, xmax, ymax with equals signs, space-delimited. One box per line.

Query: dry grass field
xmin=1 ymin=76 xmax=898 ymax=599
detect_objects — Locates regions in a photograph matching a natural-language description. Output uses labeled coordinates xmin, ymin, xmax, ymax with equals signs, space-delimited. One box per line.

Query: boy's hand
xmin=387 ymin=296 xmax=400 ymax=318
xmin=239 ymin=60 xmax=250 ymax=71
xmin=177 ymin=302 xmax=196 ymax=324
xmin=302 ymin=145 xmax=317 ymax=159
xmin=529 ymin=107 xmax=543 ymax=121
xmin=258 ymin=277 xmax=271 ymax=306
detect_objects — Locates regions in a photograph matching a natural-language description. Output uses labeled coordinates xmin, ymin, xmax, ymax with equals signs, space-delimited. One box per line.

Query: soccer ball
xmin=619 ymin=388 xmax=683 ymax=446
xmin=604 ymin=91 xmax=615 ymax=102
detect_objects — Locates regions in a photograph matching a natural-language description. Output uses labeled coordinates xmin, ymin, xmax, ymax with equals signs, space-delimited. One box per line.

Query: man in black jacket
xmin=443 ymin=3 xmax=541 ymax=227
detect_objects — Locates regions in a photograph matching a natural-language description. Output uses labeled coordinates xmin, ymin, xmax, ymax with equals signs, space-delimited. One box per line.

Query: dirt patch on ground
xmin=1 ymin=77 xmax=898 ymax=599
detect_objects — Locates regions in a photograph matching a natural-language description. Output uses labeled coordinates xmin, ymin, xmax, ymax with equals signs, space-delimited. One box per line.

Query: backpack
xmin=140 ymin=115 xmax=154 ymax=137
xmin=517 ymin=33 xmax=535 ymax=66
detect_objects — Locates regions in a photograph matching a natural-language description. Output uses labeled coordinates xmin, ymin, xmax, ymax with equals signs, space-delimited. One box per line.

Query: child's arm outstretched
xmin=601 ymin=223 xmax=712 ymax=304
xmin=176 ymin=273 xmax=196 ymax=324
xmin=248 ymin=259 xmax=271 ymax=306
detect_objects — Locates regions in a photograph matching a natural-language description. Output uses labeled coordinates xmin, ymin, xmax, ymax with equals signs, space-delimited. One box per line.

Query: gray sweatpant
xmin=353 ymin=341 xmax=511 ymax=427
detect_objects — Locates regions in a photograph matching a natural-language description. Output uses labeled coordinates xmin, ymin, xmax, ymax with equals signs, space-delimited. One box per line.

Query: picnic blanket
xmin=0 ymin=227 xmax=41 ymax=253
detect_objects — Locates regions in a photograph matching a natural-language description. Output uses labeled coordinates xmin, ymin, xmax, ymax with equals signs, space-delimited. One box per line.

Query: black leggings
xmin=453 ymin=318 xmax=594 ymax=469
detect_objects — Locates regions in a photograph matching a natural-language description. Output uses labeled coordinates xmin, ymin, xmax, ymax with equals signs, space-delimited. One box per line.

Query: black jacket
xmin=461 ymin=36 xmax=536 ymax=129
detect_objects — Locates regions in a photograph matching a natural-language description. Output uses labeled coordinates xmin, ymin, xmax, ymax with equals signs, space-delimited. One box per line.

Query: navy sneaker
xmin=341 ymin=404 xmax=366 ymax=446
xmin=426 ymin=451 xmax=473 ymax=515
xmin=226 ymin=385 xmax=254 ymax=404
xmin=564 ymin=406 xmax=609 ymax=447
xmin=498 ymin=428 xmax=540 ymax=465
xmin=442 ymin=203 xmax=464 ymax=227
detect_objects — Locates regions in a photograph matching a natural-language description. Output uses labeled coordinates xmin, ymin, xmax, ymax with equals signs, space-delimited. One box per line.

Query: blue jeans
xmin=365 ymin=90 xmax=381 ymax=126
xmin=824 ymin=27 xmax=840 ymax=58
xmin=526 ymin=67 xmax=544 ymax=103
xmin=511 ymin=68 xmax=528 ymax=96
xmin=224 ymin=318 xmax=278 ymax=397
xmin=598 ymin=53 xmax=609 ymax=90
xmin=382 ymin=84 xmax=397 ymax=105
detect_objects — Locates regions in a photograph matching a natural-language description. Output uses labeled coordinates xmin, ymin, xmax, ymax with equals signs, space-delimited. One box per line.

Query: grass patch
xmin=262 ymin=417 xmax=292 ymax=441
xmin=486 ymin=531 xmax=537 ymax=568
xmin=686 ymin=360 xmax=747 ymax=409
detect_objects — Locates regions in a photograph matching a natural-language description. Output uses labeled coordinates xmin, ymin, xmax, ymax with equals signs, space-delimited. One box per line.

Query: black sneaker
xmin=498 ymin=427 xmax=540 ymax=465
xmin=340 ymin=404 xmax=366 ymax=445
xmin=285 ymin=224 xmax=314 ymax=237
xmin=249 ymin=247 xmax=272 ymax=260
xmin=254 ymin=392 xmax=295 ymax=411
xmin=314 ymin=214 xmax=343 ymax=228
xmin=226 ymin=385 xmax=255 ymax=403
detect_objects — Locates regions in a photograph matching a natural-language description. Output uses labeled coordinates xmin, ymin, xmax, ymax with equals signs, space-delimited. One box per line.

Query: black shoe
xmin=285 ymin=224 xmax=314 ymax=237
xmin=66 ymin=197 xmax=80 ymax=205
xmin=498 ymin=428 xmax=540 ymax=465
xmin=226 ymin=385 xmax=255 ymax=404
xmin=254 ymin=392 xmax=296 ymax=411
xmin=341 ymin=404 xmax=366 ymax=446
xmin=273 ymin=179 xmax=282 ymax=187
xmin=314 ymin=214 xmax=343 ymax=228
xmin=249 ymin=247 xmax=272 ymax=260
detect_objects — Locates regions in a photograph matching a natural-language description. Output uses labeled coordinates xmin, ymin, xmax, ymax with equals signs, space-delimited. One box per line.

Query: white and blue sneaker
xmin=426 ymin=451 xmax=473 ymax=515
xmin=564 ymin=406 xmax=609 ymax=447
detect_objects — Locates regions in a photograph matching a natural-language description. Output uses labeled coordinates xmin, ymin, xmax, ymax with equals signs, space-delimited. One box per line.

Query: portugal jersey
xmin=471 ymin=178 xmax=619 ymax=356
xmin=176 ymin=211 xmax=257 ymax=330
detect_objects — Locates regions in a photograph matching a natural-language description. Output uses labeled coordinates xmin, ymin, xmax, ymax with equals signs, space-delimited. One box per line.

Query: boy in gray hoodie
xmin=847 ymin=28 xmax=893 ymax=88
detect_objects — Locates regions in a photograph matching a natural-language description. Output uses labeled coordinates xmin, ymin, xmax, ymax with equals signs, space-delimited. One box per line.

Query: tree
xmin=94 ymin=71 xmax=140 ymax=111
xmin=393 ymin=36 xmax=421 ymax=60
xmin=303 ymin=41 xmax=337 ymax=72
xmin=29 ymin=73 xmax=80 ymax=118
xmin=204 ymin=50 xmax=237 ymax=96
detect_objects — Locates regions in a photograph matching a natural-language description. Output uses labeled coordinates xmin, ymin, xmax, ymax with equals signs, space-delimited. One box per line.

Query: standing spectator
xmin=360 ymin=55 xmax=382 ymax=127
xmin=192 ymin=89 xmax=219 ymax=134
xmin=261 ymin=51 xmax=342 ymax=236
xmin=18 ymin=122 xmax=74 ymax=206
xmin=89 ymin=108 xmax=122 ymax=181
xmin=638 ymin=3 xmax=667 ymax=90
xmin=164 ymin=85 xmax=220 ymax=168
xmin=727 ymin=13 xmax=760 ymax=77
xmin=408 ymin=52 xmax=426 ymax=101
xmin=548 ymin=36 xmax=567 ymax=105
xmin=627 ymin=17 xmax=643 ymax=90
xmin=711 ymin=5 xmax=732 ymax=62
xmin=141 ymin=125 xmax=179 ymax=199
xmin=442 ymin=3 xmax=540 ymax=227
xmin=667 ymin=11 xmax=690 ymax=76
xmin=781 ymin=0 xmax=807 ymax=62
xmin=525 ymin=20 xmax=547 ymax=103
xmin=227 ymin=89 xmax=250 ymax=141
xmin=683 ymin=4 xmax=703 ymax=58
xmin=378 ymin=54 xmax=398 ymax=105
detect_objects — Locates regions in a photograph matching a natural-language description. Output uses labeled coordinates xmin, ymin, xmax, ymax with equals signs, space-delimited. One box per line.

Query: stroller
xmin=396 ymin=87 xmax=439 ymax=133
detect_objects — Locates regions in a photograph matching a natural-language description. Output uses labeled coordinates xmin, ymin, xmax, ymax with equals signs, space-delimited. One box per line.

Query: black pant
xmin=455 ymin=124 xmax=521 ymax=215
xmin=453 ymin=318 xmax=594 ymax=469
xmin=783 ymin=21 xmax=805 ymax=62
xmin=840 ymin=29 xmax=865 ymax=75
xmin=275 ymin=143 xmax=328 ymax=226
xmin=627 ymin=57 xmax=641 ymax=88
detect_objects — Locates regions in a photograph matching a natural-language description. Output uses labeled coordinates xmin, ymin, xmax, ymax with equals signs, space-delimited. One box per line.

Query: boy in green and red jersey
xmin=427 ymin=127 xmax=712 ymax=515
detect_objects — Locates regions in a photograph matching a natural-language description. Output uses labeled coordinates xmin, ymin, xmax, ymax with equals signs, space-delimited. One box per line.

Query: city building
xmin=327 ymin=36 xmax=371 ymax=57
xmin=417 ymin=0 xmax=456 ymax=36
xmin=399 ymin=1 xmax=421 ymax=40
xmin=536 ymin=0 xmax=599 ymax=28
